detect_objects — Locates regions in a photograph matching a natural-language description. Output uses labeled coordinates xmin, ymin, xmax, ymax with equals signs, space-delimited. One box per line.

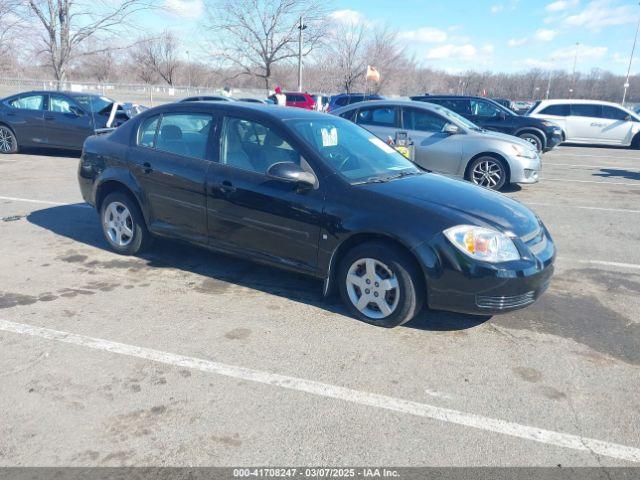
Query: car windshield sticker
xmin=320 ymin=127 xmax=338 ymax=147
xmin=369 ymin=137 xmax=395 ymax=154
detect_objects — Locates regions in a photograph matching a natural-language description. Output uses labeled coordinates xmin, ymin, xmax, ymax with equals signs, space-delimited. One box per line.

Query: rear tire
xmin=0 ymin=125 xmax=18 ymax=154
xmin=518 ymin=132 xmax=543 ymax=152
xmin=100 ymin=192 xmax=151 ymax=255
xmin=338 ymin=242 xmax=424 ymax=328
xmin=466 ymin=156 xmax=508 ymax=191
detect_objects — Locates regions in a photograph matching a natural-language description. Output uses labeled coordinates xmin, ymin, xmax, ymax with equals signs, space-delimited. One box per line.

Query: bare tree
xmin=202 ymin=0 xmax=327 ymax=93
xmin=130 ymin=31 xmax=180 ymax=85
xmin=323 ymin=20 xmax=367 ymax=93
xmin=0 ymin=0 xmax=21 ymax=61
xmin=16 ymin=0 xmax=154 ymax=86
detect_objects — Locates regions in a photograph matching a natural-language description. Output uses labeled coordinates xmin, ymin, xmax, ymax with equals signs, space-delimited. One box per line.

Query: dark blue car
xmin=327 ymin=93 xmax=384 ymax=112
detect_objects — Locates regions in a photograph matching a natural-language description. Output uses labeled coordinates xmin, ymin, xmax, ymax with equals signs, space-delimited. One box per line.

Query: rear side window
xmin=571 ymin=104 xmax=602 ymax=118
xmin=470 ymin=99 xmax=502 ymax=117
xmin=9 ymin=94 xmax=45 ymax=111
xmin=138 ymin=116 xmax=160 ymax=148
xmin=356 ymin=107 xmax=397 ymax=127
xmin=334 ymin=97 xmax=349 ymax=107
xmin=155 ymin=113 xmax=213 ymax=159
xmin=602 ymin=106 xmax=629 ymax=121
xmin=539 ymin=104 xmax=570 ymax=116
xmin=348 ymin=95 xmax=365 ymax=104
xmin=431 ymin=99 xmax=471 ymax=115
xmin=338 ymin=109 xmax=357 ymax=122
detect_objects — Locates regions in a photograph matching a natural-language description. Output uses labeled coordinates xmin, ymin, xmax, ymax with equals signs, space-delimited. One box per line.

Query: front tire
xmin=467 ymin=156 xmax=508 ymax=190
xmin=100 ymin=192 xmax=151 ymax=255
xmin=338 ymin=242 xmax=424 ymax=328
xmin=518 ymin=132 xmax=543 ymax=152
xmin=0 ymin=125 xmax=18 ymax=154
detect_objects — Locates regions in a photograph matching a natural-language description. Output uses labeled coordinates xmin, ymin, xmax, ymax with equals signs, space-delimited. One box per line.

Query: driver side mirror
xmin=498 ymin=112 xmax=507 ymax=120
xmin=267 ymin=162 xmax=317 ymax=188
xmin=443 ymin=123 xmax=461 ymax=135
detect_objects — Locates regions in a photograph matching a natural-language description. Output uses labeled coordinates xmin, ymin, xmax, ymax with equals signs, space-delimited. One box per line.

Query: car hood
xmin=362 ymin=173 xmax=540 ymax=238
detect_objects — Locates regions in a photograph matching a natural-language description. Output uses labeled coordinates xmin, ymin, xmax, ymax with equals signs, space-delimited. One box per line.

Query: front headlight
xmin=444 ymin=225 xmax=520 ymax=263
xmin=541 ymin=120 xmax=559 ymax=128
xmin=511 ymin=144 xmax=537 ymax=159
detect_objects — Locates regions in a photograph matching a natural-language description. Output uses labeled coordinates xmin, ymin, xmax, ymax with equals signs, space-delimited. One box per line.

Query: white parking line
xmin=0 ymin=195 xmax=89 ymax=207
xmin=1 ymin=318 xmax=639 ymax=463
xmin=548 ymin=152 xmax=639 ymax=159
xmin=578 ymin=260 xmax=640 ymax=270
xmin=525 ymin=202 xmax=640 ymax=214
xmin=542 ymin=178 xmax=640 ymax=187
xmin=544 ymin=163 xmax=640 ymax=169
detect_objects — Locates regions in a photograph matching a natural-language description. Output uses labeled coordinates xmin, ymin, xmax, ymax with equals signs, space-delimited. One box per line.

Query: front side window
xmin=74 ymin=95 xmax=113 ymax=113
xmin=403 ymin=108 xmax=447 ymax=132
xmin=289 ymin=117 xmax=420 ymax=183
xmin=138 ymin=115 xmax=160 ymax=148
xmin=356 ymin=107 xmax=397 ymax=127
xmin=540 ymin=104 xmax=570 ymax=116
xmin=470 ymin=99 xmax=502 ymax=117
xmin=602 ymin=106 xmax=630 ymax=121
xmin=155 ymin=113 xmax=213 ymax=159
xmin=220 ymin=117 xmax=300 ymax=174
xmin=9 ymin=94 xmax=45 ymax=111
xmin=49 ymin=95 xmax=76 ymax=113
xmin=432 ymin=99 xmax=472 ymax=115
xmin=571 ymin=104 xmax=601 ymax=118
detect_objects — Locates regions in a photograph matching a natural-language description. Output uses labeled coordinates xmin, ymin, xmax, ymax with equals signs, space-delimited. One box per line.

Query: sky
xmin=151 ymin=0 xmax=640 ymax=75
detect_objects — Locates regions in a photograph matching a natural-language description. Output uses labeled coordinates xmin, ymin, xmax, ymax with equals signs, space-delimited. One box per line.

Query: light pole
xmin=622 ymin=2 xmax=640 ymax=106
xmin=297 ymin=16 xmax=307 ymax=92
xmin=546 ymin=57 xmax=555 ymax=99
xmin=186 ymin=50 xmax=192 ymax=92
xmin=571 ymin=42 xmax=580 ymax=98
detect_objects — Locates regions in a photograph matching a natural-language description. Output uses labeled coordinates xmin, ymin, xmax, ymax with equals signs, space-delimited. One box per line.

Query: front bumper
xmin=544 ymin=129 xmax=563 ymax=152
xmin=414 ymin=224 xmax=555 ymax=315
xmin=507 ymin=152 xmax=541 ymax=184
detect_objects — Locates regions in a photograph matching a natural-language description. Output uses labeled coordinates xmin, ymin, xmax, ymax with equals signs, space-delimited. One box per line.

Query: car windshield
xmin=431 ymin=104 xmax=480 ymax=130
xmin=74 ymin=95 xmax=114 ymax=113
xmin=288 ymin=117 xmax=421 ymax=184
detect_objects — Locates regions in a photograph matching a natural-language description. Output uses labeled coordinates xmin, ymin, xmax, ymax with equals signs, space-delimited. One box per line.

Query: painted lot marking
xmin=0 ymin=195 xmax=89 ymax=207
xmin=1 ymin=318 xmax=639 ymax=464
xmin=541 ymin=178 xmax=640 ymax=187
xmin=525 ymin=202 xmax=640 ymax=214
xmin=578 ymin=260 xmax=640 ymax=271
xmin=548 ymin=152 xmax=640 ymax=160
xmin=544 ymin=162 xmax=640 ymax=169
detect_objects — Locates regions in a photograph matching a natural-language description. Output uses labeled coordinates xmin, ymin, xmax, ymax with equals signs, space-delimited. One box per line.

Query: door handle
xmin=142 ymin=162 xmax=153 ymax=174
xmin=219 ymin=180 xmax=236 ymax=193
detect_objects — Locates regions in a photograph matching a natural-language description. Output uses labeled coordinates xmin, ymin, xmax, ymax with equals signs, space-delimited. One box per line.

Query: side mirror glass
xmin=267 ymin=161 xmax=317 ymax=188
xmin=443 ymin=123 xmax=461 ymax=135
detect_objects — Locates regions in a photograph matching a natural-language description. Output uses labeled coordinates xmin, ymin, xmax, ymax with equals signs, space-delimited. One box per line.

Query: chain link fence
xmin=0 ymin=77 xmax=267 ymax=106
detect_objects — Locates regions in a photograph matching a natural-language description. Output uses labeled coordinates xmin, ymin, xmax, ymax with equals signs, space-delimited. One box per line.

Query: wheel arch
xmin=514 ymin=127 xmax=547 ymax=150
xmin=95 ymin=179 xmax=148 ymax=227
xmin=464 ymin=151 xmax=511 ymax=184
xmin=323 ymin=232 xmax=426 ymax=298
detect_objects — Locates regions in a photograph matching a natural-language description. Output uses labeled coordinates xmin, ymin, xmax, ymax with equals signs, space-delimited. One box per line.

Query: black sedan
xmin=0 ymin=90 xmax=136 ymax=153
xmin=78 ymin=102 xmax=555 ymax=327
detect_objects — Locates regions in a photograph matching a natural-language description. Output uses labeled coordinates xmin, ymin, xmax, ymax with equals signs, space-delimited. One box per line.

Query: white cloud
xmin=563 ymin=0 xmax=636 ymax=30
xmin=551 ymin=43 xmax=607 ymax=60
xmin=482 ymin=44 xmax=495 ymax=54
xmin=521 ymin=58 xmax=555 ymax=69
xmin=545 ymin=0 xmax=579 ymax=12
xmin=164 ymin=0 xmax=203 ymax=19
xmin=426 ymin=44 xmax=477 ymax=60
xmin=508 ymin=38 xmax=527 ymax=47
xmin=328 ymin=9 xmax=365 ymax=24
xmin=399 ymin=27 xmax=447 ymax=43
xmin=490 ymin=4 xmax=504 ymax=13
xmin=533 ymin=29 xmax=558 ymax=42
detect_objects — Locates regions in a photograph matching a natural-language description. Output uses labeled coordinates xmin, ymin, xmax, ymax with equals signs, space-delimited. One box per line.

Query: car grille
xmin=476 ymin=291 xmax=536 ymax=310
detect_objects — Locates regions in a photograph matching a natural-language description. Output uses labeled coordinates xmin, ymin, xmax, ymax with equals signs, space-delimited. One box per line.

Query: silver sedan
xmin=332 ymin=100 xmax=540 ymax=190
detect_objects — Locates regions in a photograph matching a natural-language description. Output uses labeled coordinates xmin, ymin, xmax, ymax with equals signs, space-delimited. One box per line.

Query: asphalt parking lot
xmin=0 ymin=145 xmax=639 ymax=467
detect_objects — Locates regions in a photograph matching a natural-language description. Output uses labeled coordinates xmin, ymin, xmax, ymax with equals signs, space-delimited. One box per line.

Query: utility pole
xmin=546 ymin=57 xmax=555 ymax=99
xmin=571 ymin=42 xmax=580 ymax=98
xmin=186 ymin=50 xmax=192 ymax=92
xmin=622 ymin=2 xmax=640 ymax=106
xmin=297 ymin=16 xmax=307 ymax=92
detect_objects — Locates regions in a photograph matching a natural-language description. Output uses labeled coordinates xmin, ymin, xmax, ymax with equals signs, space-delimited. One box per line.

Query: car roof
xmin=150 ymin=101 xmax=335 ymax=121
xmin=534 ymin=99 xmax=625 ymax=108
xmin=5 ymin=90 xmax=103 ymax=98
xmin=331 ymin=99 xmax=441 ymax=113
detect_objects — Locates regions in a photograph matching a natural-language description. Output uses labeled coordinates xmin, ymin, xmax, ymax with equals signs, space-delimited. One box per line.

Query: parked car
xmin=410 ymin=95 xmax=562 ymax=152
xmin=492 ymin=98 xmax=515 ymax=111
xmin=78 ymin=102 xmax=554 ymax=327
xmin=512 ymin=100 xmax=534 ymax=115
xmin=180 ymin=96 xmax=236 ymax=102
xmin=237 ymin=98 xmax=268 ymax=104
xmin=333 ymin=100 xmax=540 ymax=190
xmin=327 ymin=93 xmax=384 ymax=112
xmin=0 ymin=90 xmax=142 ymax=153
xmin=527 ymin=99 xmax=640 ymax=148
xmin=267 ymin=92 xmax=315 ymax=109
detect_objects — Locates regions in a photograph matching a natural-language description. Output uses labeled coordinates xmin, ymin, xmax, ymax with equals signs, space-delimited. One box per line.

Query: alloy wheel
xmin=0 ymin=127 xmax=14 ymax=153
xmin=471 ymin=159 xmax=504 ymax=189
xmin=345 ymin=258 xmax=400 ymax=319
xmin=103 ymin=201 xmax=134 ymax=247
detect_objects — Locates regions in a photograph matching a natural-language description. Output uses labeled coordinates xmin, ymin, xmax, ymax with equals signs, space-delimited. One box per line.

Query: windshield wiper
xmin=353 ymin=170 xmax=423 ymax=185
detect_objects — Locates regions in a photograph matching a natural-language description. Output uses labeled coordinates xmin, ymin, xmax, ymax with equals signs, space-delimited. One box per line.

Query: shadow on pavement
xmin=26 ymin=203 xmax=491 ymax=332
xmin=593 ymin=168 xmax=640 ymax=181
xmin=18 ymin=147 xmax=81 ymax=158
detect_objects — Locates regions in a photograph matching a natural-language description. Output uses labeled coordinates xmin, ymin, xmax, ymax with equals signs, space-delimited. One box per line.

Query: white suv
xmin=527 ymin=99 xmax=640 ymax=148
